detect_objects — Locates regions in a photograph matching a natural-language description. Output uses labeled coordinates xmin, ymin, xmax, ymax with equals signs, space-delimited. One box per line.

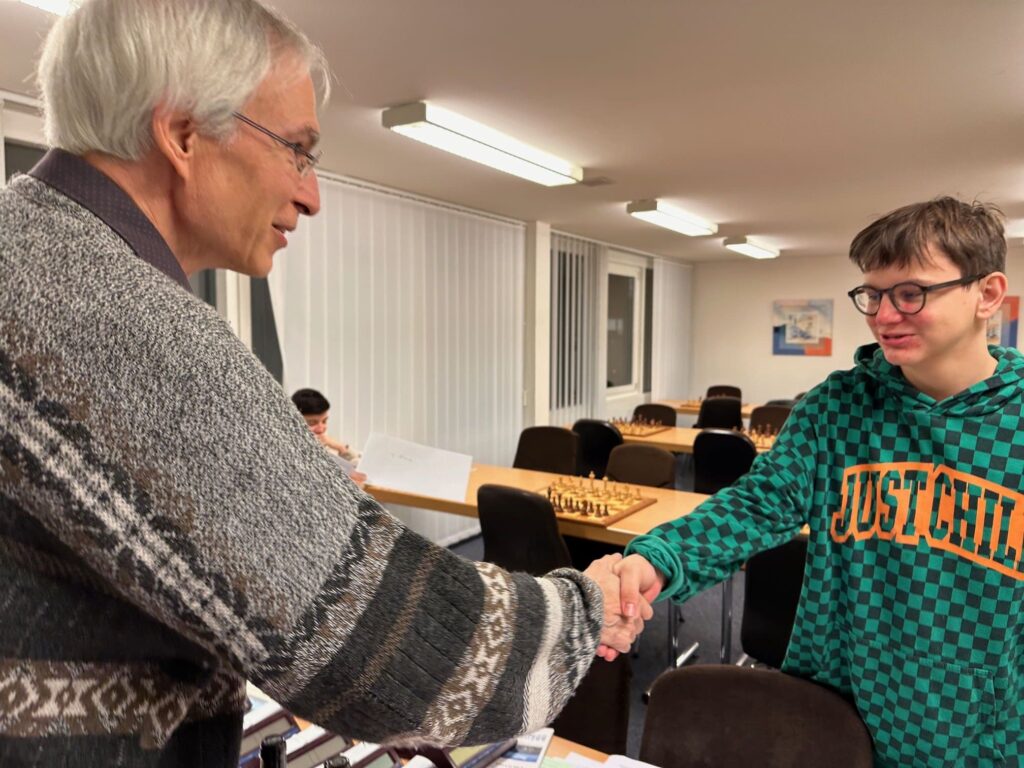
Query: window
xmin=606 ymin=261 xmax=646 ymax=394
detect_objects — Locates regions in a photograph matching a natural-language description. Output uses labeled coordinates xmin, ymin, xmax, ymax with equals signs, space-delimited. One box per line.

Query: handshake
xmin=582 ymin=553 xmax=665 ymax=662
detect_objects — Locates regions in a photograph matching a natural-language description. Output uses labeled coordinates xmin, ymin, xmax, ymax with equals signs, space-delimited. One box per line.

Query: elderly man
xmin=0 ymin=1 xmax=648 ymax=765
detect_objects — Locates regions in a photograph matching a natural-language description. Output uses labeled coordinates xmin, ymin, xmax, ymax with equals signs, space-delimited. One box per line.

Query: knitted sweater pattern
xmin=0 ymin=175 xmax=602 ymax=767
xmin=629 ymin=344 xmax=1023 ymax=767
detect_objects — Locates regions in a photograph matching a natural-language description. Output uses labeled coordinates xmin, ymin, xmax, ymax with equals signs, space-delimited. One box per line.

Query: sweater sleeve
xmin=0 ymin=247 xmax=603 ymax=748
xmin=625 ymin=391 xmax=821 ymax=603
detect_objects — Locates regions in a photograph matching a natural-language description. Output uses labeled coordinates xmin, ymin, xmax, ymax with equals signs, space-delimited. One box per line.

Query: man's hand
xmin=583 ymin=554 xmax=653 ymax=662
xmin=614 ymin=553 xmax=666 ymax=619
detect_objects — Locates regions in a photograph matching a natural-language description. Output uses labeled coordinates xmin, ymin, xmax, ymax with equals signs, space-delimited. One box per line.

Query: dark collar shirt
xmin=29 ymin=148 xmax=191 ymax=292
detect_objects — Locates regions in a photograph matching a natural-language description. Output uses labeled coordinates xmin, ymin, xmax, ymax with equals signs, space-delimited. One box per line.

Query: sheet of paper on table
xmin=358 ymin=432 xmax=473 ymax=502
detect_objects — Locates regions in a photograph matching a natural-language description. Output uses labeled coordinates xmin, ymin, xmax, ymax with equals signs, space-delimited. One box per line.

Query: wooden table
xmin=660 ymin=398 xmax=759 ymax=419
xmin=366 ymin=463 xmax=708 ymax=546
xmin=621 ymin=426 xmax=771 ymax=454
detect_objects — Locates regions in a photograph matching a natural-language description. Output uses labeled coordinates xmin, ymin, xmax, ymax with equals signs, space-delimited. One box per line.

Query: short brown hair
xmin=849 ymin=197 xmax=1005 ymax=276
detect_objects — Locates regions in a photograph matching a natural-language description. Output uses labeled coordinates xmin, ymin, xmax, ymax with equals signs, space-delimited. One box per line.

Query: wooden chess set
xmin=742 ymin=425 xmax=778 ymax=450
xmin=540 ymin=473 xmax=655 ymax=527
xmin=609 ymin=416 xmax=671 ymax=437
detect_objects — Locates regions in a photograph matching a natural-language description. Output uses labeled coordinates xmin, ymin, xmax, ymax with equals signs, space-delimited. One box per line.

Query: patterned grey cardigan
xmin=0 ymin=174 xmax=602 ymax=767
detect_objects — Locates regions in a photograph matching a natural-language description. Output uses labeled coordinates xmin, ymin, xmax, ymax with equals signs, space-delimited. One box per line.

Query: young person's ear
xmin=151 ymin=105 xmax=200 ymax=181
xmin=976 ymin=272 xmax=1008 ymax=320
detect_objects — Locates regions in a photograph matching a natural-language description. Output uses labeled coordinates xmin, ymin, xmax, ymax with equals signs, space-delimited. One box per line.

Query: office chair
xmin=606 ymin=444 xmax=675 ymax=488
xmin=477 ymin=484 xmax=572 ymax=574
xmin=475 ymin=484 xmax=631 ymax=755
xmin=706 ymin=384 xmax=742 ymax=399
xmin=738 ymin=535 xmax=808 ymax=669
xmin=693 ymin=428 xmax=757 ymax=661
xmin=764 ymin=398 xmax=797 ymax=408
xmin=693 ymin=396 xmax=743 ymax=430
xmin=512 ymin=426 xmax=578 ymax=475
xmin=571 ymin=419 xmax=623 ymax=478
xmin=632 ymin=403 xmax=677 ymax=426
xmin=640 ymin=666 xmax=874 ymax=768
xmin=748 ymin=404 xmax=792 ymax=433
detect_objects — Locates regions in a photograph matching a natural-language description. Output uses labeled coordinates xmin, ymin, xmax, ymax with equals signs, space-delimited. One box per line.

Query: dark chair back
xmin=749 ymin=404 xmax=792 ymax=433
xmin=632 ymin=403 xmax=677 ymax=426
xmin=693 ymin=429 xmax=757 ymax=494
xmin=605 ymin=444 xmax=675 ymax=488
xmin=706 ymin=384 xmax=742 ymax=399
xmin=741 ymin=535 xmax=808 ymax=668
xmin=764 ymin=398 xmax=797 ymax=408
xmin=571 ymin=419 xmax=623 ymax=477
xmin=477 ymin=485 xmax=571 ymax=574
xmin=551 ymin=654 xmax=632 ymax=755
xmin=640 ymin=666 xmax=874 ymax=768
xmin=693 ymin=396 xmax=743 ymax=430
xmin=512 ymin=426 xmax=578 ymax=475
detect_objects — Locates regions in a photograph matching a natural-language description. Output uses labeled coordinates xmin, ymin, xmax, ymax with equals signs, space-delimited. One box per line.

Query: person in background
xmin=291 ymin=387 xmax=366 ymax=486
xmin=616 ymin=197 xmax=1021 ymax=766
xmin=0 ymin=1 xmax=650 ymax=765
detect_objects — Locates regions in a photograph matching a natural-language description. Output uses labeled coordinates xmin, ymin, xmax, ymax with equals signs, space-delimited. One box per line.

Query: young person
xmin=292 ymin=388 xmax=366 ymax=486
xmin=618 ymin=197 xmax=1020 ymax=766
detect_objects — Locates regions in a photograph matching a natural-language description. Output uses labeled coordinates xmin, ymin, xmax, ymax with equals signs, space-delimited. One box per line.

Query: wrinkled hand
xmin=583 ymin=554 xmax=653 ymax=662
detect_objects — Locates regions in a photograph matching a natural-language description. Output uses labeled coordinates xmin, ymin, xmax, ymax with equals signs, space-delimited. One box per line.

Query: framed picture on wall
xmin=772 ymin=299 xmax=833 ymax=356
xmin=987 ymin=295 xmax=1019 ymax=348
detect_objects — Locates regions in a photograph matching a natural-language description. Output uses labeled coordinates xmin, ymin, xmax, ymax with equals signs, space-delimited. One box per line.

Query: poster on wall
xmin=772 ymin=299 xmax=833 ymax=356
xmin=987 ymin=295 xmax=1019 ymax=348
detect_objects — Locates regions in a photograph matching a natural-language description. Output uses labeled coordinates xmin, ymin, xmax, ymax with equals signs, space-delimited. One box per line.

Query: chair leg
xmin=644 ymin=603 xmax=698 ymax=703
xmin=720 ymin=577 xmax=733 ymax=664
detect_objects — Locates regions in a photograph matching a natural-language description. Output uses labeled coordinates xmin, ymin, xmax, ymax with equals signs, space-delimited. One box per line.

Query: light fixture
xmin=382 ymin=102 xmax=583 ymax=187
xmin=17 ymin=0 xmax=77 ymax=14
xmin=723 ymin=236 xmax=779 ymax=260
xmin=625 ymin=199 xmax=718 ymax=236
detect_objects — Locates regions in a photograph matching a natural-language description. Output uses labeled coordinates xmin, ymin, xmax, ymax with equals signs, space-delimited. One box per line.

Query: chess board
xmin=742 ymin=430 xmax=777 ymax=450
xmin=612 ymin=421 xmax=671 ymax=437
xmin=539 ymin=476 xmax=656 ymax=527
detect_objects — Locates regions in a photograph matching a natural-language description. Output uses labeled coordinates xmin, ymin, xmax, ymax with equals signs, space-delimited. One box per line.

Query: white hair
xmin=38 ymin=0 xmax=331 ymax=160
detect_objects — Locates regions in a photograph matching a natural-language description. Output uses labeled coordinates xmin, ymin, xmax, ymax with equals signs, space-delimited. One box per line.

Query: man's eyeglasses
xmin=232 ymin=112 xmax=321 ymax=177
xmin=847 ymin=274 xmax=986 ymax=316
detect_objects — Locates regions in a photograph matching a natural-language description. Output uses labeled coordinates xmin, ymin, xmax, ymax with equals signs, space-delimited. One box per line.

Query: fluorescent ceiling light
xmin=723 ymin=236 xmax=779 ymax=259
xmin=18 ymin=0 xmax=77 ymax=14
xmin=382 ymin=101 xmax=583 ymax=187
xmin=626 ymin=199 xmax=718 ymax=236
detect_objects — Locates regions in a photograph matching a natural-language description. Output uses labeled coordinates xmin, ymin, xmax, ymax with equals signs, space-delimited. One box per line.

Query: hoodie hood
xmin=853 ymin=342 xmax=1024 ymax=417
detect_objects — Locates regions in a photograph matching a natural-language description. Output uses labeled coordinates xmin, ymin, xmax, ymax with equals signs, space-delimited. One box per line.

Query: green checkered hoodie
xmin=627 ymin=343 xmax=1023 ymax=767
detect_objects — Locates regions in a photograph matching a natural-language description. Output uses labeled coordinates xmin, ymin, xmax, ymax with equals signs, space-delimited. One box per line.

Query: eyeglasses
xmin=232 ymin=112 xmax=321 ymax=177
xmin=847 ymin=274 xmax=986 ymax=316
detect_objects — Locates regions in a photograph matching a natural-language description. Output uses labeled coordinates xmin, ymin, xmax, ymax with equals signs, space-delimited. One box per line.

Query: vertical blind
xmin=268 ymin=176 xmax=526 ymax=545
xmin=549 ymin=232 xmax=600 ymax=425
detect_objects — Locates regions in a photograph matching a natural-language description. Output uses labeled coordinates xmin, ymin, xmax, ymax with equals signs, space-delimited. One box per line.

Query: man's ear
xmin=977 ymin=272 xmax=1008 ymax=320
xmin=151 ymin=106 xmax=199 ymax=181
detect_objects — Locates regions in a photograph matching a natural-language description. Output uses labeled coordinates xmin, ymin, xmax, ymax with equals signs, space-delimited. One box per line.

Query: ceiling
xmin=3 ymin=0 xmax=1024 ymax=263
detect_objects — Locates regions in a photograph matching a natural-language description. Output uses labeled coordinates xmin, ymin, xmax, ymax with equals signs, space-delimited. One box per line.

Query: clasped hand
xmin=582 ymin=553 xmax=663 ymax=662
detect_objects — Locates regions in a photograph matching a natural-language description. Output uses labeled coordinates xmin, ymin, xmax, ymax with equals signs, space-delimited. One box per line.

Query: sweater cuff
xmin=624 ymin=535 xmax=686 ymax=602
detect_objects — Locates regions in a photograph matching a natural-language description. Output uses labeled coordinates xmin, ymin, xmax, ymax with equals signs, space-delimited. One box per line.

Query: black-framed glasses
xmin=232 ymin=112 xmax=321 ymax=177
xmin=847 ymin=274 xmax=986 ymax=316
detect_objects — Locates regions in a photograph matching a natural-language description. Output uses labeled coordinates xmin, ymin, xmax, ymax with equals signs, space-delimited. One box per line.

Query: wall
xmin=691 ymin=253 xmax=876 ymax=405
xmin=691 ymin=247 xmax=1024 ymax=405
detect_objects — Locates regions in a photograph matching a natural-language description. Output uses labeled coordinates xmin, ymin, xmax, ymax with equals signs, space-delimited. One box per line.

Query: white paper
xmin=359 ymin=432 xmax=472 ymax=502
xmin=605 ymin=755 xmax=661 ymax=768
xmin=563 ymin=753 xmax=604 ymax=768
